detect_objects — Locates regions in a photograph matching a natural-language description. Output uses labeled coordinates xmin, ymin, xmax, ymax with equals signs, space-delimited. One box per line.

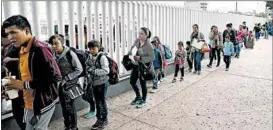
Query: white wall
xmin=2 ymin=1 xmax=266 ymax=76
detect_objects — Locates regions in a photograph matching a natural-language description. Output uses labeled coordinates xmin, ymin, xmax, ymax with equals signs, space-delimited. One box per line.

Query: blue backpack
xmin=163 ymin=45 xmax=172 ymax=59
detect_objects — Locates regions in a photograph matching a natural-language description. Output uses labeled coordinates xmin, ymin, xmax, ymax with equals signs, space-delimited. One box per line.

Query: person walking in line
xmin=3 ymin=15 xmax=62 ymax=130
xmin=128 ymin=27 xmax=155 ymax=108
xmin=223 ymin=36 xmax=234 ymax=71
xmin=172 ymin=41 xmax=186 ymax=83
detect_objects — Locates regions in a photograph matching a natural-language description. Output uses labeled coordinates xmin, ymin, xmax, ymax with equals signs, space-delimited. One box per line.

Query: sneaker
xmin=82 ymin=111 xmax=95 ymax=119
xmin=207 ymin=64 xmax=212 ymax=68
xmin=157 ymin=81 xmax=161 ymax=85
xmin=160 ymin=79 xmax=163 ymax=82
xmin=130 ymin=98 xmax=142 ymax=105
xmin=189 ymin=69 xmax=192 ymax=73
xmin=225 ymin=68 xmax=229 ymax=71
xmin=216 ymin=64 xmax=220 ymax=67
xmin=180 ymin=77 xmax=184 ymax=81
xmin=193 ymin=71 xmax=197 ymax=74
xmin=70 ymin=127 xmax=79 ymax=130
xmin=136 ymin=100 xmax=146 ymax=108
xmin=197 ymin=71 xmax=201 ymax=75
xmin=91 ymin=120 xmax=103 ymax=130
xmin=97 ymin=120 xmax=109 ymax=130
xmin=172 ymin=78 xmax=177 ymax=83
xmin=150 ymin=89 xmax=158 ymax=93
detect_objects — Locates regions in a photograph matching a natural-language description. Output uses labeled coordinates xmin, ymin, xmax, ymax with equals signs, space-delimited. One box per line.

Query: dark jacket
xmin=21 ymin=38 xmax=62 ymax=115
xmin=223 ymin=30 xmax=236 ymax=45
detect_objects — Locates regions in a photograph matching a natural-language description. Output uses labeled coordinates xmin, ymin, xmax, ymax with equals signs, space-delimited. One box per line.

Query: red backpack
xmin=96 ymin=53 xmax=119 ymax=85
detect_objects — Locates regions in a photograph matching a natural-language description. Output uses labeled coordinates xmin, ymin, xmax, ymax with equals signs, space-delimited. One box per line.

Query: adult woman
xmin=128 ymin=27 xmax=155 ymax=108
xmin=190 ymin=24 xmax=204 ymax=75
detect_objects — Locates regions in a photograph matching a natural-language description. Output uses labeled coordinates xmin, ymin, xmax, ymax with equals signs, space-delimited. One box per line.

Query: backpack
xmin=97 ymin=53 xmax=119 ymax=85
xmin=66 ymin=47 xmax=89 ymax=77
xmin=163 ymin=45 xmax=172 ymax=59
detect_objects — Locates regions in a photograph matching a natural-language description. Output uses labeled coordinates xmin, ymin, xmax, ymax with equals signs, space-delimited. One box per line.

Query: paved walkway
xmin=49 ymin=37 xmax=272 ymax=130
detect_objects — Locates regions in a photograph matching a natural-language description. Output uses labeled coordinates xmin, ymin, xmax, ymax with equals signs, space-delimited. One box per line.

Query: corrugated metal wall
xmin=2 ymin=1 xmax=266 ymax=77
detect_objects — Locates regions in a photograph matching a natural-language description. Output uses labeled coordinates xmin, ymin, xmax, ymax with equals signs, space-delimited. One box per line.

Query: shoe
xmin=91 ymin=120 xmax=103 ymax=130
xmin=197 ymin=71 xmax=201 ymax=75
xmin=216 ymin=64 xmax=220 ymax=67
xmin=160 ymin=79 xmax=163 ymax=82
xmin=189 ymin=69 xmax=192 ymax=73
xmin=150 ymin=89 xmax=158 ymax=93
xmin=193 ymin=71 xmax=197 ymax=74
xmin=136 ymin=100 xmax=146 ymax=108
xmin=207 ymin=65 xmax=212 ymax=68
xmin=157 ymin=81 xmax=161 ymax=85
xmin=172 ymin=78 xmax=177 ymax=83
xmin=130 ymin=98 xmax=142 ymax=105
xmin=70 ymin=127 xmax=79 ymax=130
xmin=97 ymin=120 xmax=108 ymax=130
xmin=225 ymin=68 xmax=229 ymax=71
xmin=82 ymin=111 xmax=95 ymax=119
xmin=180 ymin=77 xmax=184 ymax=81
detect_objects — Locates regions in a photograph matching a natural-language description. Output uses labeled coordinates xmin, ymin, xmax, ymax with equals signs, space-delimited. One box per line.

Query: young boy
xmin=186 ymin=41 xmax=193 ymax=72
xmin=172 ymin=41 xmax=186 ymax=83
xmin=223 ymin=36 xmax=234 ymax=71
xmin=150 ymin=43 xmax=163 ymax=93
xmin=85 ymin=40 xmax=109 ymax=130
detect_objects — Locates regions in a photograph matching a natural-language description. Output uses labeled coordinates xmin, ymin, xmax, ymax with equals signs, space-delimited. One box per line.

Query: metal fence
xmin=2 ymin=1 xmax=266 ymax=77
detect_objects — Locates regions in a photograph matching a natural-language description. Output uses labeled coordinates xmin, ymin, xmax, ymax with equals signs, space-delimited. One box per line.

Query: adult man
xmin=223 ymin=24 xmax=236 ymax=56
xmin=1 ymin=26 xmax=25 ymax=130
xmin=207 ymin=25 xmax=223 ymax=68
xmin=3 ymin=15 xmax=62 ymax=130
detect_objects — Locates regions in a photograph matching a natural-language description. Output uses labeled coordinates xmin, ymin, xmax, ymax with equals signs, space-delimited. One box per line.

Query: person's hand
xmin=134 ymin=56 xmax=141 ymax=61
xmin=5 ymin=78 xmax=24 ymax=89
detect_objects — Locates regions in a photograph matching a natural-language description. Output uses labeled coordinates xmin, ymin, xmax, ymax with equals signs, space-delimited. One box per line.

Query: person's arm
xmin=95 ymin=55 xmax=110 ymax=76
xmin=63 ymin=51 xmax=83 ymax=82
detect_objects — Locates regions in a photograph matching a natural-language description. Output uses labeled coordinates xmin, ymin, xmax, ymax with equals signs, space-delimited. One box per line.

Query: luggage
xmin=246 ymin=37 xmax=254 ymax=49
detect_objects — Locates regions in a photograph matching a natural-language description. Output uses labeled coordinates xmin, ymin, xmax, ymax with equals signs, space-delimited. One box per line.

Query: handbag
xmin=122 ymin=55 xmax=133 ymax=71
xmin=139 ymin=62 xmax=155 ymax=81
xmin=201 ymin=43 xmax=210 ymax=53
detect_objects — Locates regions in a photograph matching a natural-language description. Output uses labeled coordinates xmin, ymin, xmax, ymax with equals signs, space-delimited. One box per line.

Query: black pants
xmin=187 ymin=56 xmax=193 ymax=70
xmin=93 ymin=83 xmax=108 ymax=121
xmin=209 ymin=48 xmax=221 ymax=66
xmin=83 ymin=84 xmax=96 ymax=112
xmin=130 ymin=65 xmax=147 ymax=101
xmin=11 ymin=92 xmax=26 ymax=130
xmin=59 ymin=88 xmax=77 ymax=128
xmin=209 ymin=45 xmax=216 ymax=60
xmin=174 ymin=64 xmax=184 ymax=78
xmin=224 ymin=56 xmax=231 ymax=68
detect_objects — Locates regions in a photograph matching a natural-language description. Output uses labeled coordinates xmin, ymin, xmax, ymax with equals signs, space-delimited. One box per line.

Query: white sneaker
xmin=157 ymin=81 xmax=161 ymax=85
xmin=150 ymin=89 xmax=158 ymax=93
xmin=160 ymin=79 xmax=163 ymax=82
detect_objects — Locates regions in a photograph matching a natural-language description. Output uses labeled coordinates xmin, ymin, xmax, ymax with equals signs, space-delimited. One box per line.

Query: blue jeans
xmin=255 ymin=32 xmax=260 ymax=40
xmin=153 ymin=68 xmax=160 ymax=89
xmin=193 ymin=51 xmax=202 ymax=72
xmin=235 ymin=44 xmax=241 ymax=57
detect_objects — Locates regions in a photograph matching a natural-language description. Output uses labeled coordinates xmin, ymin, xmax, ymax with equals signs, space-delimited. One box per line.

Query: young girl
xmin=172 ymin=41 xmax=186 ymax=83
xmin=150 ymin=43 xmax=163 ymax=93
xmin=85 ymin=40 xmax=110 ymax=130
xmin=223 ymin=36 xmax=234 ymax=71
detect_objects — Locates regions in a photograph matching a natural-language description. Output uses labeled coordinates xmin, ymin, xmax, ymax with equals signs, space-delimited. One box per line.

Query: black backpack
xmin=66 ymin=47 xmax=89 ymax=77
xmin=97 ymin=53 xmax=119 ymax=85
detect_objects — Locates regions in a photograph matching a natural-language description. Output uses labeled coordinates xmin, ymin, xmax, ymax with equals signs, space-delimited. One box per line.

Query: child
xmin=85 ymin=40 xmax=109 ymax=130
xmin=248 ymin=31 xmax=255 ymax=41
xmin=172 ymin=41 xmax=186 ymax=83
xmin=150 ymin=43 xmax=163 ymax=93
xmin=186 ymin=41 xmax=193 ymax=72
xmin=223 ymin=36 xmax=234 ymax=71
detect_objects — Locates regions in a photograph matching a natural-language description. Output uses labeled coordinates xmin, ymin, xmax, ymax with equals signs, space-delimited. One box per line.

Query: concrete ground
xmin=49 ymin=37 xmax=272 ymax=130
